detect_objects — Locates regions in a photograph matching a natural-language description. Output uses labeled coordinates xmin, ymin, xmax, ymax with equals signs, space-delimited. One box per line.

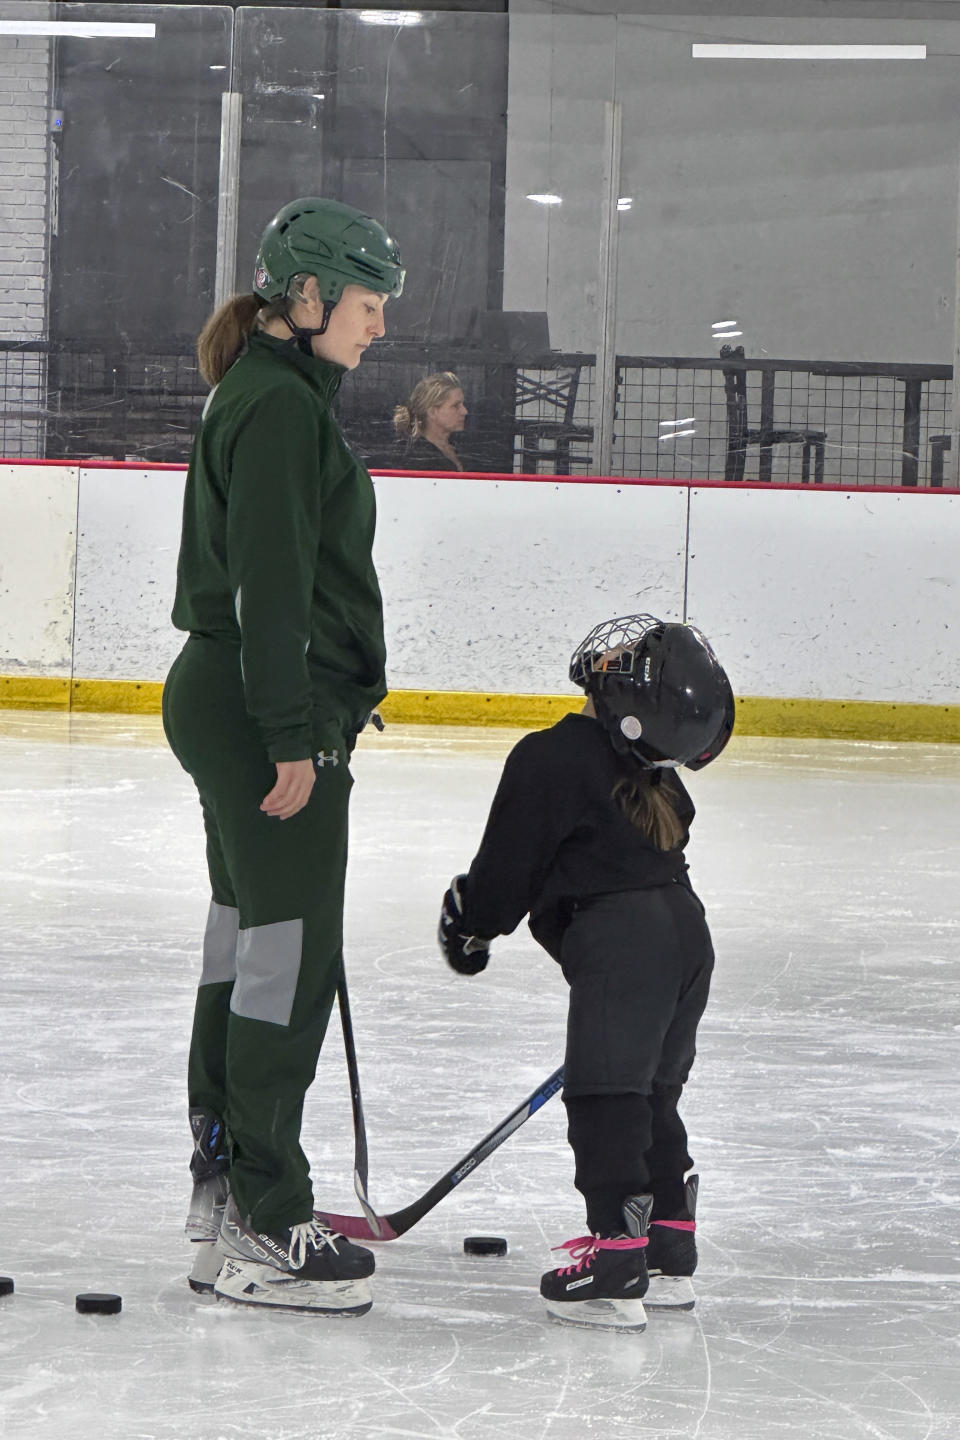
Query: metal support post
xmin=214 ymin=92 xmax=243 ymax=309
xmin=951 ymin=128 xmax=960 ymax=486
xmin=594 ymin=100 xmax=622 ymax=477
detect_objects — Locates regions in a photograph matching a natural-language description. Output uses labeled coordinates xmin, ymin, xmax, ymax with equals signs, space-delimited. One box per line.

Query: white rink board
xmin=685 ymin=486 xmax=960 ymax=705
xmin=372 ymin=475 xmax=689 ymax=691
xmin=73 ymin=467 xmax=186 ymax=681
xmin=0 ymin=463 xmax=77 ymax=675
xmin=3 ymin=463 xmax=960 ymax=707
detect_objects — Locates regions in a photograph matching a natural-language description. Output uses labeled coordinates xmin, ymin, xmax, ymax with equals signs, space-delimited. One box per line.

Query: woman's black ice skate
xmin=185 ymin=1107 xmax=230 ymax=1294
xmin=213 ymin=1195 xmax=374 ymax=1314
xmin=645 ymin=1172 xmax=698 ymax=1311
xmin=540 ymin=1195 xmax=653 ymax=1331
xmin=186 ymin=1172 xmax=229 ymax=1294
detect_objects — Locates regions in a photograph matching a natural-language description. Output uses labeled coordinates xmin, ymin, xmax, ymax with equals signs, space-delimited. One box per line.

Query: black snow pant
xmin=558 ymin=880 xmax=714 ymax=1235
xmin=163 ymin=635 xmax=355 ymax=1233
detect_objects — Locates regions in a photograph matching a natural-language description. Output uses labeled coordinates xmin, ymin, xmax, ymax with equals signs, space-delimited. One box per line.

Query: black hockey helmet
xmin=569 ymin=614 xmax=735 ymax=769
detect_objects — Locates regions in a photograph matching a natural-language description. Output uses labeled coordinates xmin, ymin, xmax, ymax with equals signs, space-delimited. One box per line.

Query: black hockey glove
xmin=438 ymin=874 xmax=491 ymax=976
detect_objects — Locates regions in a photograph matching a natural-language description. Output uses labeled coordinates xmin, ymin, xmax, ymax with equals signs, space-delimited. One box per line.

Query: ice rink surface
xmin=1 ymin=710 xmax=959 ymax=1440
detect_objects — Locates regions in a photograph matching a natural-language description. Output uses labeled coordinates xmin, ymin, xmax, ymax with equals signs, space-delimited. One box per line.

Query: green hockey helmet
xmin=253 ymin=197 xmax=405 ymax=305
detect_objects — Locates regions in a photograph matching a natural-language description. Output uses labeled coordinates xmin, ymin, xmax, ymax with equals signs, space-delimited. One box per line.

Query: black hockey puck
xmin=463 ymin=1236 xmax=508 ymax=1257
xmin=75 ymin=1292 xmax=122 ymax=1315
xmin=0 ymin=1276 xmax=13 ymax=1297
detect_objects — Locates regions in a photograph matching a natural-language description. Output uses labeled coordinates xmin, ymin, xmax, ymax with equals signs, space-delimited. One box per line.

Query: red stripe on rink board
xmin=0 ymin=458 xmax=189 ymax=470
xmin=0 ymin=456 xmax=958 ymax=495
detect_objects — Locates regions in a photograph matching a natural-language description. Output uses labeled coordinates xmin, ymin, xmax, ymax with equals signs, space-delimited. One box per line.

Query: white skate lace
xmin=287 ymin=1218 xmax=343 ymax=1271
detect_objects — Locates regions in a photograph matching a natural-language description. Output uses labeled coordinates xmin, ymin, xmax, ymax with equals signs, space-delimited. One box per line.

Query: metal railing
xmin=0 ymin=340 xmax=208 ymax=464
xmin=0 ymin=339 xmax=954 ymax=485
xmin=615 ymin=354 xmax=953 ymax=488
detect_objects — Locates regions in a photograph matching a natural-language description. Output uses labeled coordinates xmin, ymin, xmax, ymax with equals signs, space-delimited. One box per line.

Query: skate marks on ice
xmin=1 ymin=718 xmax=960 ymax=1437
xmin=0 ymin=1236 xmax=707 ymax=1440
xmin=0 ymin=1265 xmax=953 ymax=1440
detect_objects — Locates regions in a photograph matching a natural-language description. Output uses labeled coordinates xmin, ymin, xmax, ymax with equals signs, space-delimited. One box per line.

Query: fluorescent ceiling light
xmin=526 ymin=193 xmax=563 ymax=205
xmin=357 ymin=10 xmax=424 ymax=24
xmin=712 ymin=320 xmax=738 ymax=330
xmin=692 ymin=43 xmax=925 ymax=60
xmin=659 ymin=417 xmax=696 ymax=428
xmin=617 ymin=197 xmax=634 ymax=211
xmin=714 ymin=330 xmax=742 ymax=338
xmin=0 ymin=20 xmax=156 ymax=36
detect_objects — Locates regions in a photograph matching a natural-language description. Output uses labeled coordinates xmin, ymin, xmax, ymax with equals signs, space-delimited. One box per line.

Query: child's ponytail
xmin=612 ymin=773 xmax=686 ymax=851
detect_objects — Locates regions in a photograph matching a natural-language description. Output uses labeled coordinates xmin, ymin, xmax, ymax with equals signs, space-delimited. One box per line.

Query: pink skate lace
xmin=651 ymin=1220 xmax=696 ymax=1232
xmin=551 ymin=1233 xmax=648 ymax=1276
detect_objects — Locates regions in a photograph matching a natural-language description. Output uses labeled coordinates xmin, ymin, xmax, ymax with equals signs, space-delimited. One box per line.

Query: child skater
xmin=438 ymin=614 xmax=734 ymax=1331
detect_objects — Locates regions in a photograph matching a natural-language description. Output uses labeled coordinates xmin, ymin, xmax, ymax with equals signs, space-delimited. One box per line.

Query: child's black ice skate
xmin=540 ymin=1195 xmax=653 ymax=1331
xmin=644 ymin=1171 xmax=698 ymax=1311
xmin=213 ymin=1195 xmax=375 ymax=1315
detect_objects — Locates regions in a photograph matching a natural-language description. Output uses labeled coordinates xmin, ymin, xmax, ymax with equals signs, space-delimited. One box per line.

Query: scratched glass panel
xmin=0 ymin=2 xmax=231 ymax=462
xmin=234 ymin=7 xmax=609 ymax=476
xmin=611 ymin=13 xmax=960 ymax=486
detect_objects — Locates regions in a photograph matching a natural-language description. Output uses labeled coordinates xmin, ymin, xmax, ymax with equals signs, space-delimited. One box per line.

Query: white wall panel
xmin=73 ymin=466 xmax=185 ymax=681
xmin=0 ymin=463 xmax=77 ymax=674
xmin=686 ymin=487 xmax=960 ymax=704
xmin=5 ymin=465 xmax=960 ymax=710
xmin=373 ymin=475 xmax=689 ymax=692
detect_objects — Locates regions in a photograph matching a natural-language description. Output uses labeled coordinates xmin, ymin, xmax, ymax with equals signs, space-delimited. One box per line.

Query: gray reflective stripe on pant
xmin=200 ymin=901 xmax=239 ymax=985
xmin=230 ymin=918 xmax=304 ymax=1027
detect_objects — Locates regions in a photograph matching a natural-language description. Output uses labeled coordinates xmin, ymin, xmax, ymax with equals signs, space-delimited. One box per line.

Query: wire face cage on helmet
xmin=569 ymin=614 xmax=662 ymax=690
xmin=569 ymin=614 xmax=735 ymax=770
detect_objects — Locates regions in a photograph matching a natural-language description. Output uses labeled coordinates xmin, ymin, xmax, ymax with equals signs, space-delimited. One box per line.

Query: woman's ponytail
xmin=196 ymin=293 xmax=265 ymax=386
xmin=393 ymin=403 xmax=415 ymax=438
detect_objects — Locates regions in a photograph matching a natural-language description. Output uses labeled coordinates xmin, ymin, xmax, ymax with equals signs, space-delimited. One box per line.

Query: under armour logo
xmin=315 ymin=749 xmax=340 ymax=768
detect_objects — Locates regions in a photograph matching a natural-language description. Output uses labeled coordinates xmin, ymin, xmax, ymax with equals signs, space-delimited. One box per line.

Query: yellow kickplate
xmin=70 ymin=679 xmax=166 ymax=714
xmin=735 ymin=695 xmax=960 ymax=745
xmin=2 ymin=676 xmax=959 ymax=744
xmin=0 ymin=675 xmax=71 ymax=710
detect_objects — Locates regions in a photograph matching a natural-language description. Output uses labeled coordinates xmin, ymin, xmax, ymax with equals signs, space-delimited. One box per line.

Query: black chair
xmin=513 ymin=365 xmax=593 ymax=475
xmin=929 ymin=433 xmax=950 ymax=487
xmin=720 ymin=345 xmax=826 ymax=484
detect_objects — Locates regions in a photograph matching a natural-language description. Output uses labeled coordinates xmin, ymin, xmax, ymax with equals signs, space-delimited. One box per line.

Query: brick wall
xmin=0 ymin=32 xmax=50 ymax=336
xmin=0 ymin=27 xmax=51 ymax=456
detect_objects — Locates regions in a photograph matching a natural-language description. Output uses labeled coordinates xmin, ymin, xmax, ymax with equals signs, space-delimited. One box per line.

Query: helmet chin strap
xmin=594 ymin=691 xmax=681 ymax=771
xmin=280 ymin=302 xmax=336 ymax=355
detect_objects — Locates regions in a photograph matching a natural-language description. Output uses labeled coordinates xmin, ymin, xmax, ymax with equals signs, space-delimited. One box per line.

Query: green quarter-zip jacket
xmin=171 ymin=332 xmax=387 ymax=761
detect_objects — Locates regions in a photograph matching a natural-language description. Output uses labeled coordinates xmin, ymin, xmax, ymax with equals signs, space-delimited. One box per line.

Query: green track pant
xmin=163 ymin=635 xmax=353 ymax=1232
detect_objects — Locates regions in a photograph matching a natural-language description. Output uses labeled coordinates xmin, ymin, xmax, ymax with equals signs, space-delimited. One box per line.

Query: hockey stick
xmin=336 ymin=970 xmax=383 ymax=1238
xmin=315 ymin=1064 xmax=564 ymax=1242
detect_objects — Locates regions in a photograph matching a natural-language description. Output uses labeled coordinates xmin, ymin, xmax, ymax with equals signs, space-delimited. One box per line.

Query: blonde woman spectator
xmin=393 ymin=371 xmax=468 ymax=470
